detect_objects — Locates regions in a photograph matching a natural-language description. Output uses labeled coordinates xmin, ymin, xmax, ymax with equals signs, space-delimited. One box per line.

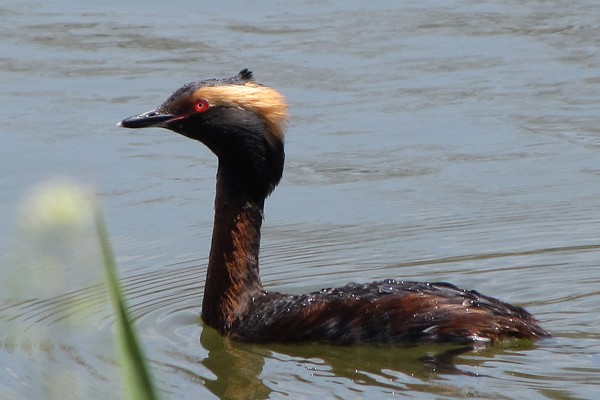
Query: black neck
xmin=201 ymin=163 xmax=265 ymax=333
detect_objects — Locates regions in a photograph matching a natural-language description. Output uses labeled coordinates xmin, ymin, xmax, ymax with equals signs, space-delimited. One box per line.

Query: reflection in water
xmin=200 ymin=328 xmax=270 ymax=400
xmin=199 ymin=322 xmax=541 ymax=399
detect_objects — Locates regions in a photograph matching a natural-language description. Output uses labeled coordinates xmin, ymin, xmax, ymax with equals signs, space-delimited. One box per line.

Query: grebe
xmin=118 ymin=69 xmax=549 ymax=345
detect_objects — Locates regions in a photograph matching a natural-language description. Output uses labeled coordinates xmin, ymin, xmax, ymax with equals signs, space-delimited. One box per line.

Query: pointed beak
xmin=117 ymin=109 xmax=175 ymax=129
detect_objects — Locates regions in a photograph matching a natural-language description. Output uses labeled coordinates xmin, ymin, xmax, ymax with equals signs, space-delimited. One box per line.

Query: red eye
xmin=194 ymin=99 xmax=209 ymax=113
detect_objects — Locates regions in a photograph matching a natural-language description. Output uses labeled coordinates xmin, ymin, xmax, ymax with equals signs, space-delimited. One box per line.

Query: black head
xmin=119 ymin=69 xmax=287 ymax=200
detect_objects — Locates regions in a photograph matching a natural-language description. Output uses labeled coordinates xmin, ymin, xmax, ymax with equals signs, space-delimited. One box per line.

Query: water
xmin=2 ymin=0 xmax=600 ymax=398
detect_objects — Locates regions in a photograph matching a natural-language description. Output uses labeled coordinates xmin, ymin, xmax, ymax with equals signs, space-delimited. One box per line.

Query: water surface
xmin=1 ymin=1 xmax=600 ymax=399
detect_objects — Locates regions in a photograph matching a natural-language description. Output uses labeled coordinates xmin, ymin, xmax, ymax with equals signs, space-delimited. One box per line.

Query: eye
xmin=194 ymin=99 xmax=210 ymax=113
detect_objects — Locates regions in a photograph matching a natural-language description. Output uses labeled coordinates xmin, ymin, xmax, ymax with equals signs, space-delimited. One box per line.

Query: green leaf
xmin=94 ymin=203 xmax=158 ymax=400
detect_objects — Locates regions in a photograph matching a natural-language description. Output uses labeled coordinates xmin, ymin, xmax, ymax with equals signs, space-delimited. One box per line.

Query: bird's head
xmin=119 ymin=69 xmax=287 ymax=199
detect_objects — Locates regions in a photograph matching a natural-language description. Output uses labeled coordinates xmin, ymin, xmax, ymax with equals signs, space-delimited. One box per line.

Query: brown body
xmin=119 ymin=69 xmax=549 ymax=346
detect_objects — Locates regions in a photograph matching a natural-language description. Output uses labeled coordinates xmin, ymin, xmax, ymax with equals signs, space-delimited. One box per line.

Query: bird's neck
xmin=201 ymin=164 xmax=265 ymax=333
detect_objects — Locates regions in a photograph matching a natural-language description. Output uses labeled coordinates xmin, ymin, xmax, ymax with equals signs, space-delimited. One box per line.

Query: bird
xmin=118 ymin=69 xmax=549 ymax=346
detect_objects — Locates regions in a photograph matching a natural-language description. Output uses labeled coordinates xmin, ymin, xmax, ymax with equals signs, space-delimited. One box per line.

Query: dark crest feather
xmin=237 ymin=68 xmax=254 ymax=82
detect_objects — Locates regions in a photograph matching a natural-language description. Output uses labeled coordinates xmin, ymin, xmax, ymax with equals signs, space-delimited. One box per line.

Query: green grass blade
xmin=93 ymin=203 xmax=159 ymax=400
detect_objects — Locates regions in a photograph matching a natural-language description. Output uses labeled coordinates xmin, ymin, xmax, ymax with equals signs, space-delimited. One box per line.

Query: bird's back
xmin=230 ymin=279 xmax=549 ymax=345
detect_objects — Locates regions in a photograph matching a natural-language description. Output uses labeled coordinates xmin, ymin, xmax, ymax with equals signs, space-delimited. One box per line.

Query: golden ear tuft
xmin=194 ymin=83 xmax=288 ymax=147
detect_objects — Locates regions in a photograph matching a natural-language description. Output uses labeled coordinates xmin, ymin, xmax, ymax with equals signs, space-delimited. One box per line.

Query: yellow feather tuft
xmin=194 ymin=83 xmax=288 ymax=147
